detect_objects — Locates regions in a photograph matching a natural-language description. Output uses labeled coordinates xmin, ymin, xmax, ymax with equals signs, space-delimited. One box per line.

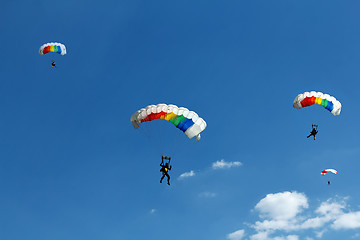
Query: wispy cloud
xmin=178 ymin=170 xmax=195 ymax=180
xmin=249 ymin=232 xmax=299 ymax=240
xmin=150 ymin=209 xmax=156 ymax=214
xmin=212 ymin=159 xmax=243 ymax=169
xmin=176 ymin=160 xmax=242 ymax=182
xmin=227 ymin=229 xmax=245 ymax=240
xmin=332 ymin=211 xmax=360 ymax=229
xmin=198 ymin=191 xmax=217 ymax=198
xmin=352 ymin=233 xmax=360 ymax=239
xmin=227 ymin=191 xmax=360 ymax=239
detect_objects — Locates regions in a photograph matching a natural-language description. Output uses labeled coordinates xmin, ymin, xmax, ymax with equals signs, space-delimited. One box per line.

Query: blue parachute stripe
xmin=178 ymin=118 xmax=194 ymax=132
xmin=176 ymin=118 xmax=188 ymax=132
xmin=325 ymin=101 xmax=334 ymax=112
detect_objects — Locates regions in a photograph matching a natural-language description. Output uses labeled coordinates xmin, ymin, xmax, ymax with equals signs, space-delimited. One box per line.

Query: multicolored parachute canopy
xmin=130 ymin=104 xmax=207 ymax=141
xmin=39 ymin=42 xmax=66 ymax=56
xmin=293 ymin=91 xmax=341 ymax=116
xmin=321 ymin=169 xmax=338 ymax=175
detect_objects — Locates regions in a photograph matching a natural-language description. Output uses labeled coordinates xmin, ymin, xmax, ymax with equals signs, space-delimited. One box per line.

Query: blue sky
xmin=1 ymin=0 xmax=360 ymax=239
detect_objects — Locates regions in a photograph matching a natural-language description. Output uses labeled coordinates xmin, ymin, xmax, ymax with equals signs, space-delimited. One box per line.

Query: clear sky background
xmin=1 ymin=1 xmax=360 ymax=239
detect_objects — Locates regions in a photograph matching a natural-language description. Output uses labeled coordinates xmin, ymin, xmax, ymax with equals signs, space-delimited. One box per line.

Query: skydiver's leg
xmin=160 ymin=172 xmax=165 ymax=183
xmin=307 ymin=134 xmax=312 ymax=138
xmin=166 ymin=173 xmax=170 ymax=185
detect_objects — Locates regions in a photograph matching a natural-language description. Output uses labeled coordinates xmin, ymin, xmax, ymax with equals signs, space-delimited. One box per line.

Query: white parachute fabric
xmin=39 ymin=42 xmax=67 ymax=55
xmin=321 ymin=169 xmax=338 ymax=175
xmin=293 ymin=91 xmax=342 ymax=116
xmin=130 ymin=103 xmax=206 ymax=141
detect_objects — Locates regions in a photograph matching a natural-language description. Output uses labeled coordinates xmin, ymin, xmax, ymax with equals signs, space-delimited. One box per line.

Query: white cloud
xmin=316 ymin=199 xmax=346 ymax=216
xmin=332 ymin=211 xmax=360 ymax=229
xmin=273 ymin=235 xmax=299 ymax=240
xmin=228 ymin=191 xmax=360 ymax=240
xmin=298 ymin=199 xmax=346 ymax=231
xmin=253 ymin=219 xmax=297 ymax=232
xmin=315 ymin=230 xmax=326 ymax=238
xmin=255 ymin=191 xmax=308 ymax=221
xmin=249 ymin=232 xmax=298 ymax=240
xmin=178 ymin=170 xmax=195 ymax=180
xmin=283 ymin=236 xmax=299 ymax=240
xmin=249 ymin=231 xmax=269 ymax=240
xmin=227 ymin=229 xmax=245 ymax=240
xmin=300 ymin=217 xmax=326 ymax=229
xmin=150 ymin=209 xmax=156 ymax=214
xmin=212 ymin=159 xmax=242 ymax=169
xmin=198 ymin=191 xmax=216 ymax=198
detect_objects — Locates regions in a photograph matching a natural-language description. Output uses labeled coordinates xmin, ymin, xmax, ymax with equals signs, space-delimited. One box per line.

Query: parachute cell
xmin=293 ymin=91 xmax=341 ymax=116
xmin=130 ymin=104 xmax=207 ymax=141
xmin=321 ymin=169 xmax=337 ymax=175
xmin=39 ymin=42 xmax=67 ymax=56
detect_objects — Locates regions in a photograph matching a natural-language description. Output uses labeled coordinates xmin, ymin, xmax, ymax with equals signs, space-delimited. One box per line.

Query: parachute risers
xmin=293 ymin=91 xmax=341 ymax=116
xmin=130 ymin=104 xmax=207 ymax=141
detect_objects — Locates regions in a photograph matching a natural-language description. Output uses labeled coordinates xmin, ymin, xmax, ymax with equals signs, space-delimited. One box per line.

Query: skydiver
xmin=51 ymin=60 xmax=56 ymax=67
xmin=307 ymin=124 xmax=318 ymax=140
xmin=328 ymin=180 xmax=331 ymax=185
xmin=160 ymin=156 xmax=172 ymax=185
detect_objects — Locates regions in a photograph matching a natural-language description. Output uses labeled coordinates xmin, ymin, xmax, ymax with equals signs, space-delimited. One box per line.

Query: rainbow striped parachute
xmin=39 ymin=42 xmax=66 ymax=56
xmin=130 ymin=104 xmax=207 ymax=141
xmin=293 ymin=91 xmax=341 ymax=116
xmin=321 ymin=169 xmax=337 ymax=175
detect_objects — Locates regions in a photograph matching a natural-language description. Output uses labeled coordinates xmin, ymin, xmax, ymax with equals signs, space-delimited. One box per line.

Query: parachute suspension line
xmin=136 ymin=121 xmax=173 ymax=157
xmin=321 ymin=169 xmax=337 ymax=184
xmin=156 ymin=120 xmax=182 ymax=158
xmin=138 ymin=122 xmax=164 ymax=155
xmin=130 ymin=103 xmax=207 ymax=158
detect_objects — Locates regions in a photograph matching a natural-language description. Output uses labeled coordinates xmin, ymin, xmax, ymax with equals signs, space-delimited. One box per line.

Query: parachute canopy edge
xmin=130 ymin=103 xmax=206 ymax=141
xmin=321 ymin=169 xmax=338 ymax=175
xmin=39 ymin=42 xmax=67 ymax=55
xmin=293 ymin=91 xmax=341 ymax=116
